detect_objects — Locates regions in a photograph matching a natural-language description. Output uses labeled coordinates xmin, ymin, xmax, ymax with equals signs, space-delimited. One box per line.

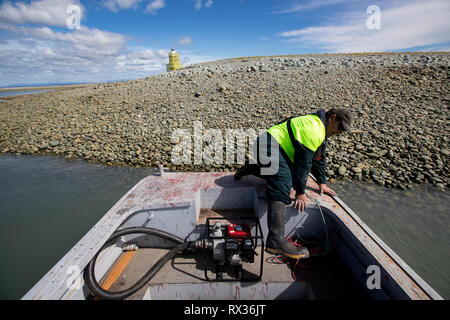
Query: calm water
xmin=330 ymin=180 xmax=450 ymax=299
xmin=0 ymin=90 xmax=52 ymax=98
xmin=0 ymin=154 xmax=448 ymax=299
xmin=0 ymin=154 xmax=155 ymax=299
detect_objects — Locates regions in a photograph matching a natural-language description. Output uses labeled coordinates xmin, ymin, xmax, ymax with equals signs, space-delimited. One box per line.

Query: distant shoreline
xmin=0 ymin=84 xmax=93 ymax=92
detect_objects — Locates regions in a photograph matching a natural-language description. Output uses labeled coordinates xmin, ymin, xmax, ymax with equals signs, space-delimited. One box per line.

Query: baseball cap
xmin=334 ymin=108 xmax=353 ymax=133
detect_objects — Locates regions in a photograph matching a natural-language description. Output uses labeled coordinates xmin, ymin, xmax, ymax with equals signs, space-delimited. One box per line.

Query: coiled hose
xmin=84 ymin=227 xmax=193 ymax=300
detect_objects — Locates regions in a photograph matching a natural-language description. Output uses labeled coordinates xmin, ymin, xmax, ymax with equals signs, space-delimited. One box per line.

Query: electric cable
xmin=281 ymin=193 xmax=332 ymax=281
xmin=305 ymin=193 xmax=330 ymax=248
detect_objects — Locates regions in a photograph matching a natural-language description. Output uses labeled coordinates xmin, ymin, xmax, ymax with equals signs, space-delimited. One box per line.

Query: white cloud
xmin=0 ymin=0 xmax=218 ymax=86
xmin=0 ymin=23 xmax=218 ymax=86
xmin=195 ymin=0 xmax=213 ymax=11
xmin=273 ymin=0 xmax=350 ymax=14
xmin=178 ymin=36 xmax=193 ymax=46
xmin=0 ymin=0 xmax=84 ymax=27
xmin=194 ymin=0 xmax=202 ymax=10
xmin=104 ymin=0 xmax=142 ymax=12
xmin=145 ymin=0 xmax=166 ymax=14
xmin=115 ymin=49 xmax=167 ymax=72
xmin=278 ymin=0 xmax=450 ymax=53
xmin=29 ymin=26 xmax=128 ymax=57
xmin=0 ymin=25 xmax=171 ymax=85
xmin=178 ymin=50 xmax=218 ymax=67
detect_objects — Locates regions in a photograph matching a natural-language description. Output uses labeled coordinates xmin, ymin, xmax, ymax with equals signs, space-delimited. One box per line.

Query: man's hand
xmin=319 ymin=184 xmax=337 ymax=196
xmin=294 ymin=192 xmax=308 ymax=213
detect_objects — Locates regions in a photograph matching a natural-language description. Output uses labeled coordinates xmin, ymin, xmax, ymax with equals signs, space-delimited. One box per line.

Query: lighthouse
xmin=166 ymin=48 xmax=182 ymax=71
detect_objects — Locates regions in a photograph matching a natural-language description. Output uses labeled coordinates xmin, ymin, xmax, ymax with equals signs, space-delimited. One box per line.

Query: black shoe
xmin=265 ymin=239 xmax=310 ymax=259
xmin=265 ymin=201 xmax=310 ymax=259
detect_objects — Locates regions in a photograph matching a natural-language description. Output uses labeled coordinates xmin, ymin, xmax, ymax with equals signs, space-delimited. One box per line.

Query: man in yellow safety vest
xmin=235 ymin=108 xmax=353 ymax=259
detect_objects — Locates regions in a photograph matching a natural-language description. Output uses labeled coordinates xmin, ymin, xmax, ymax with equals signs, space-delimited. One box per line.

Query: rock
xmin=338 ymin=166 xmax=346 ymax=176
xmin=373 ymin=177 xmax=385 ymax=186
xmin=378 ymin=150 xmax=388 ymax=157
xmin=388 ymin=164 xmax=397 ymax=172
xmin=381 ymin=171 xmax=390 ymax=178
xmin=435 ymin=183 xmax=445 ymax=190
xmin=352 ymin=167 xmax=362 ymax=173
xmin=39 ymin=143 xmax=48 ymax=150
xmin=398 ymin=183 xmax=407 ymax=190
xmin=49 ymin=140 xmax=59 ymax=147
xmin=370 ymin=169 xmax=380 ymax=177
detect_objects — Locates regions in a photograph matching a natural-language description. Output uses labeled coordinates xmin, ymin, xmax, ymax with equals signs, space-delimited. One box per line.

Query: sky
xmin=0 ymin=0 xmax=449 ymax=86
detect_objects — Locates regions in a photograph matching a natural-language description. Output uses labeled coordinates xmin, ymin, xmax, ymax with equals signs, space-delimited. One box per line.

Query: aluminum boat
xmin=22 ymin=169 xmax=443 ymax=300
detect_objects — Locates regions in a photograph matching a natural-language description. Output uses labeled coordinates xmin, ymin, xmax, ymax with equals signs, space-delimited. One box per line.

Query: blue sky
xmin=0 ymin=0 xmax=449 ymax=86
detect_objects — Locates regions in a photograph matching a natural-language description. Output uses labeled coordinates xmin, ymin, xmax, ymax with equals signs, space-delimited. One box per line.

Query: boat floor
xmin=103 ymin=246 xmax=367 ymax=300
xmin=99 ymin=208 xmax=368 ymax=300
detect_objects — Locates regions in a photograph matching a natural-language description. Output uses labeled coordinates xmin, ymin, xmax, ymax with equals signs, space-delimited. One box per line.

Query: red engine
xmin=227 ymin=223 xmax=251 ymax=238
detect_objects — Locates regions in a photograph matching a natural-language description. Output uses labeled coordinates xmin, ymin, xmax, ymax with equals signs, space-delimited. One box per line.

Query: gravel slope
xmin=0 ymin=52 xmax=448 ymax=190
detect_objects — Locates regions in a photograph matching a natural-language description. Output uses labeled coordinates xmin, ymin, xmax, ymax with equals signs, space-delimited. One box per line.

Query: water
xmin=0 ymin=154 xmax=448 ymax=299
xmin=0 ymin=90 xmax=52 ymax=98
xmin=0 ymin=154 xmax=155 ymax=299
xmin=329 ymin=181 xmax=450 ymax=299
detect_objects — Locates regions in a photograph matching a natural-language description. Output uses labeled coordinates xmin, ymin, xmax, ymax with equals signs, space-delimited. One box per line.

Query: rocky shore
xmin=0 ymin=52 xmax=448 ymax=190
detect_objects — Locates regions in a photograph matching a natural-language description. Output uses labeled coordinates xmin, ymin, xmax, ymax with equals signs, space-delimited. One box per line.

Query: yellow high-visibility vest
xmin=267 ymin=114 xmax=325 ymax=162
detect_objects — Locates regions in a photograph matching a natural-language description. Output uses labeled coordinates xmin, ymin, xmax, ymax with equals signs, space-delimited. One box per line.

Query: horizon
xmin=1 ymin=50 xmax=450 ymax=89
xmin=1 ymin=0 xmax=449 ymax=87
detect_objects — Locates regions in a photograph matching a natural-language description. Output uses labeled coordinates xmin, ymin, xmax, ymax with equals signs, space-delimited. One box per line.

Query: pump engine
xmin=199 ymin=217 xmax=264 ymax=281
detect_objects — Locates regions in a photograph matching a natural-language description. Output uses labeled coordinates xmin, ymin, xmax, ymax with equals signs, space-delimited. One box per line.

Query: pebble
xmin=352 ymin=167 xmax=362 ymax=173
xmin=338 ymin=166 xmax=347 ymax=176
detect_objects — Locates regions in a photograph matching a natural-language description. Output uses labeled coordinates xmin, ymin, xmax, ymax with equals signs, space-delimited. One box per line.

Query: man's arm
xmin=311 ymin=157 xmax=327 ymax=185
xmin=292 ymin=146 xmax=313 ymax=213
xmin=312 ymin=157 xmax=337 ymax=196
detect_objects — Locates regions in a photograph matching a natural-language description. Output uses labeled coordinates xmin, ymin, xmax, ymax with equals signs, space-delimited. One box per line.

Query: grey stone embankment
xmin=0 ymin=52 xmax=448 ymax=190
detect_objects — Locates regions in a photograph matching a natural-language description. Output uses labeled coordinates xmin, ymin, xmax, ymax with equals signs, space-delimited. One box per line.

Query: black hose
xmin=83 ymin=227 xmax=193 ymax=300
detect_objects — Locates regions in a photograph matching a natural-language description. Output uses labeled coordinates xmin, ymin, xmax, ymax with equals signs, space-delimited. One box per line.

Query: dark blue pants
xmin=252 ymin=133 xmax=293 ymax=205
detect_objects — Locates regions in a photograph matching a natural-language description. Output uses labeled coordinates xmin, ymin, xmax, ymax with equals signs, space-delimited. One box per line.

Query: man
xmin=235 ymin=108 xmax=352 ymax=259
